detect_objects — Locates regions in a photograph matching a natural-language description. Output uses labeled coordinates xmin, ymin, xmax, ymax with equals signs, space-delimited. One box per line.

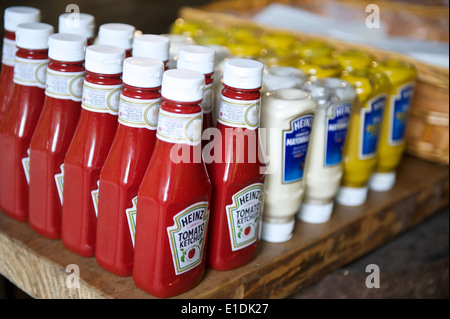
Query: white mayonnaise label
xmin=167 ymin=201 xmax=209 ymax=275
xmin=45 ymin=69 xmax=85 ymax=102
xmin=13 ymin=57 xmax=49 ymax=88
xmin=226 ymin=183 xmax=264 ymax=251
xmin=217 ymin=95 xmax=260 ymax=130
xmin=81 ymin=81 xmax=122 ymax=115
xmin=156 ymin=109 xmax=202 ymax=146
xmin=2 ymin=38 xmax=16 ymax=67
xmin=54 ymin=164 xmax=65 ymax=205
xmin=118 ymin=94 xmax=161 ymax=130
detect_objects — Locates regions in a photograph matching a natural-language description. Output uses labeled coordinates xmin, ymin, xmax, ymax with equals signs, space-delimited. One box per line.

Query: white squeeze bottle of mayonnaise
xmin=297 ymin=78 xmax=356 ymax=224
xmin=260 ymin=88 xmax=317 ymax=242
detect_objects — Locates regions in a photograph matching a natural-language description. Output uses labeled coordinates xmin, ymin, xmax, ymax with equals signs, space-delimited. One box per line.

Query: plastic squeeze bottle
xmin=98 ymin=23 xmax=135 ymax=58
xmin=96 ymin=57 xmax=164 ymax=276
xmin=28 ymin=33 xmax=87 ymax=239
xmin=58 ymin=12 xmax=96 ymax=45
xmin=177 ymin=45 xmax=216 ymax=132
xmin=260 ymin=88 xmax=316 ymax=242
xmin=132 ymin=34 xmax=170 ymax=70
xmin=297 ymin=78 xmax=356 ymax=224
xmin=336 ymin=69 xmax=390 ymax=206
xmin=61 ymin=45 xmax=125 ymax=257
xmin=207 ymin=58 xmax=265 ymax=270
xmin=0 ymin=6 xmax=40 ymax=122
xmin=369 ymin=60 xmax=417 ymax=192
xmin=261 ymin=66 xmax=307 ymax=93
xmin=0 ymin=22 xmax=53 ymax=222
xmin=133 ymin=69 xmax=211 ymax=298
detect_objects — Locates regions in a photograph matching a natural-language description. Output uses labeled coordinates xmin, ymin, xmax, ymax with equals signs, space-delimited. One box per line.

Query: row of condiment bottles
xmin=0 ymin=6 xmax=417 ymax=298
xmin=0 ymin=6 xmax=265 ymax=298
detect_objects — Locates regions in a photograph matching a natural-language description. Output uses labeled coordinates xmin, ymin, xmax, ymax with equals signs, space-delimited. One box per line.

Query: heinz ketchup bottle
xmin=0 ymin=6 xmax=40 ymax=122
xmin=28 ymin=34 xmax=87 ymax=239
xmin=207 ymin=58 xmax=266 ymax=271
xmin=58 ymin=12 xmax=96 ymax=46
xmin=61 ymin=45 xmax=125 ymax=257
xmin=0 ymin=22 xmax=53 ymax=222
xmin=176 ymin=45 xmax=216 ymax=133
xmin=95 ymin=57 xmax=164 ymax=276
xmin=132 ymin=34 xmax=170 ymax=70
xmin=98 ymin=23 xmax=135 ymax=58
xmin=133 ymin=69 xmax=212 ymax=298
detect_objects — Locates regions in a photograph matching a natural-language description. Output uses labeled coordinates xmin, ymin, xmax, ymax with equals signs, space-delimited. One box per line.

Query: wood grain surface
xmin=0 ymin=155 xmax=448 ymax=299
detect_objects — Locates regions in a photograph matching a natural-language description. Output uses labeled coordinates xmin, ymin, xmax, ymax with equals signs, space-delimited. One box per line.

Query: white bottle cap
xmin=261 ymin=219 xmax=295 ymax=243
xmin=4 ymin=6 xmax=40 ymax=32
xmin=161 ymin=69 xmax=205 ymax=102
xmin=335 ymin=185 xmax=369 ymax=206
xmin=122 ymin=57 xmax=164 ymax=88
xmin=222 ymin=58 xmax=263 ymax=89
xmin=48 ymin=33 xmax=87 ymax=62
xmin=58 ymin=12 xmax=95 ymax=40
xmin=98 ymin=23 xmax=135 ymax=50
xmin=132 ymin=34 xmax=170 ymax=61
xmin=15 ymin=22 xmax=54 ymax=50
xmin=263 ymin=66 xmax=307 ymax=91
xmin=297 ymin=202 xmax=334 ymax=224
xmin=369 ymin=171 xmax=397 ymax=192
xmin=84 ymin=44 xmax=125 ymax=75
xmin=177 ymin=45 xmax=215 ymax=75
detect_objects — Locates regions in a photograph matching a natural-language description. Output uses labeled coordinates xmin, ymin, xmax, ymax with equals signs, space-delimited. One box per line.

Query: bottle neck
xmin=3 ymin=30 xmax=15 ymax=41
xmin=16 ymin=47 xmax=49 ymax=60
xmin=48 ymin=59 xmax=85 ymax=73
xmin=205 ymin=72 xmax=213 ymax=86
xmin=85 ymin=70 xmax=122 ymax=86
xmin=121 ymin=83 xmax=161 ymax=100
xmin=222 ymin=83 xmax=261 ymax=100
xmin=160 ymin=97 xmax=202 ymax=115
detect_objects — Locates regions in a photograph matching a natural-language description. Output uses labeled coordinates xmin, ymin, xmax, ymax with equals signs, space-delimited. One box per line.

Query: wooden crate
xmin=178 ymin=5 xmax=449 ymax=164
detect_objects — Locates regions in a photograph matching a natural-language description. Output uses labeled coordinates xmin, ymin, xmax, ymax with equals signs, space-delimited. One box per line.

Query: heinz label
xmin=217 ymin=95 xmax=260 ymax=130
xmin=45 ymin=69 xmax=84 ymax=102
xmin=226 ymin=183 xmax=264 ymax=251
xmin=325 ymin=102 xmax=352 ymax=166
xmin=118 ymin=94 xmax=161 ymax=130
xmin=167 ymin=202 xmax=209 ymax=275
xmin=389 ymin=83 xmax=414 ymax=146
xmin=126 ymin=196 xmax=138 ymax=247
xmin=13 ymin=57 xmax=48 ymax=89
xmin=359 ymin=94 xmax=387 ymax=159
xmin=283 ymin=114 xmax=314 ymax=183
xmin=81 ymin=81 xmax=122 ymax=115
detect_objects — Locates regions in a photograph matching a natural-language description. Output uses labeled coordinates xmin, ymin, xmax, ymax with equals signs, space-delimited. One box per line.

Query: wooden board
xmin=0 ymin=155 xmax=448 ymax=299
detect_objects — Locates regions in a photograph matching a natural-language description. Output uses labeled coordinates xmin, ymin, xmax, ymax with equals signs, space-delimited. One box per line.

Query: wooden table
xmin=0 ymin=155 xmax=448 ymax=299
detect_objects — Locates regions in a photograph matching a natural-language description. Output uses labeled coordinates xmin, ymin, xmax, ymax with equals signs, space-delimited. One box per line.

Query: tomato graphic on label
xmin=188 ymin=248 xmax=196 ymax=259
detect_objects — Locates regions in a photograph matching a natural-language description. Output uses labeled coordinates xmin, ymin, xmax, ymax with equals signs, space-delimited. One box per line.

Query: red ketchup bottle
xmin=58 ymin=12 xmax=96 ymax=46
xmin=132 ymin=34 xmax=170 ymax=70
xmin=206 ymin=58 xmax=266 ymax=271
xmin=0 ymin=22 xmax=53 ymax=221
xmin=133 ymin=69 xmax=211 ymax=298
xmin=95 ymin=57 xmax=164 ymax=276
xmin=98 ymin=23 xmax=135 ymax=58
xmin=0 ymin=6 xmax=40 ymax=122
xmin=61 ymin=45 xmax=125 ymax=257
xmin=28 ymin=33 xmax=87 ymax=239
xmin=177 ymin=45 xmax=216 ymax=133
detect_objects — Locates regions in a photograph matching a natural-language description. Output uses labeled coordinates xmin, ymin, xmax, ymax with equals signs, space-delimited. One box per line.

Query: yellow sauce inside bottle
xmin=339 ymin=68 xmax=391 ymax=191
xmin=373 ymin=60 xmax=417 ymax=174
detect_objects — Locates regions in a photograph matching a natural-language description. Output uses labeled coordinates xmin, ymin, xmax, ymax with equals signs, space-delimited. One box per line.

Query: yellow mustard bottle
xmin=294 ymin=39 xmax=335 ymax=59
xmin=369 ymin=59 xmax=417 ymax=191
xmin=261 ymin=31 xmax=300 ymax=67
xmin=336 ymin=68 xmax=391 ymax=206
xmin=333 ymin=49 xmax=375 ymax=72
xmin=298 ymin=55 xmax=343 ymax=80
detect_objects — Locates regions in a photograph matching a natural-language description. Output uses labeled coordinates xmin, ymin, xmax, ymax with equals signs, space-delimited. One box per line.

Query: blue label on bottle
xmin=360 ymin=94 xmax=387 ymax=159
xmin=283 ymin=114 xmax=314 ymax=183
xmin=325 ymin=102 xmax=352 ymax=166
xmin=390 ymin=83 xmax=414 ymax=145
